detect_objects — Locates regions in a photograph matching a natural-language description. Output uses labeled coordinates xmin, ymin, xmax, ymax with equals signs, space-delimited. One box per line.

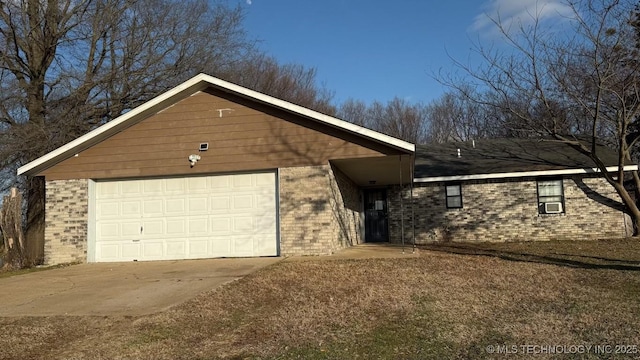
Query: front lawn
xmin=1 ymin=239 xmax=639 ymax=359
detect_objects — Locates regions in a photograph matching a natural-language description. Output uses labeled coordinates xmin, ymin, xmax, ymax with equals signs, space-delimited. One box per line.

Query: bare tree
xmin=337 ymin=97 xmax=429 ymax=143
xmin=336 ymin=98 xmax=370 ymax=127
xmin=0 ymin=0 xmax=255 ymax=264
xmin=444 ymin=0 xmax=640 ymax=233
xmin=220 ymin=53 xmax=336 ymax=115
xmin=425 ymin=89 xmax=498 ymax=142
xmin=376 ymin=97 xmax=429 ymax=143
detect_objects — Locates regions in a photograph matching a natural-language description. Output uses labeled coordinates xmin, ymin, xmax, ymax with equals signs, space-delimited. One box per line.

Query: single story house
xmin=18 ymin=74 xmax=414 ymax=264
xmin=387 ymin=139 xmax=637 ymax=244
xmin=18 ymin=74 xmax=637 ymax=264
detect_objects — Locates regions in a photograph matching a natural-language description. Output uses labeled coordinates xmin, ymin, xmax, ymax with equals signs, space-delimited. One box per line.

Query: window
xmin=537 ymin=179 xmax=564 ymax=214
xmin=445 ymin=184 xmax=463 ymax=209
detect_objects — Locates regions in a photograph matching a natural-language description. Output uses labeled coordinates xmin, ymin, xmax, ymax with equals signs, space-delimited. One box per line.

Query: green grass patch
xmin=0 ymin=262 xmax=78 ymax=279
xmin=268 ymin=319 xmax=456 ymax=360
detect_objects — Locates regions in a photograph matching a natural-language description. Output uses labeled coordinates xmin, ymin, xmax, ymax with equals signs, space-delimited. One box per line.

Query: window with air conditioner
xmin=537 ymin=179 xmax=565 ymax=214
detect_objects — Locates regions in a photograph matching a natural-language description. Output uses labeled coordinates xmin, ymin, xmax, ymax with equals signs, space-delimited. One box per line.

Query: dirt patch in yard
xmin=1 ymin=238 xmax=640 ymax=359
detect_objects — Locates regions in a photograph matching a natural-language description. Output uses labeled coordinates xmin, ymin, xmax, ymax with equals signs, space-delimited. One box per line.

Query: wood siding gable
xmin=42 ymin=88 xmax=402 ymax=180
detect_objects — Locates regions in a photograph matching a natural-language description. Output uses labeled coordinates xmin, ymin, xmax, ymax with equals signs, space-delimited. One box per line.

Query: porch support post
xmin=411 ymin=154 xmax=416 ymax=253
xmin=399 ymin=155 xmax=405 ymax=252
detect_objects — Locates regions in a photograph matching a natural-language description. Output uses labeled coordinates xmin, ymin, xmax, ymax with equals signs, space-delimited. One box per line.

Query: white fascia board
xmin=414 ymin=165 xmax=639 ymax=183
xmin=18 ymin=73 xmax=414 ymax=177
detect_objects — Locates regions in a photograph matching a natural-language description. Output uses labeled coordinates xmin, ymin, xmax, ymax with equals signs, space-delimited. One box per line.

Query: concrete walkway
xmin=0 ymin=257 xmax=280 ymax=316
xmin=286 ymin=243 xmax=421 ymax=261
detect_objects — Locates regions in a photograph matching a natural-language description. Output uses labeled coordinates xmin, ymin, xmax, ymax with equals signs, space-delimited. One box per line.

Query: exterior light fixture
xmin=188 ymin=154 xmax=201 ymax=167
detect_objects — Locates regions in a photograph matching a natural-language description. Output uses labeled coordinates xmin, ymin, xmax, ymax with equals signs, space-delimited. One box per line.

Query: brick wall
xmin=44 ymin=179 xmax=89 ymax=265
xmin=388 ymin=175 xmax=632 ymax=243
xmin=329 ymin=164 xmax=364 ymax=250
xmin=43 ymin=166 xmax=362 ymax=263
xmin=279 ymin=165 xmax=363 ymax=255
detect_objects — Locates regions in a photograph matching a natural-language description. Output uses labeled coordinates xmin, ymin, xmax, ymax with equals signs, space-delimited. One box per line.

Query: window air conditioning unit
xmin=544 ymin=202 xmax=563 ymax=214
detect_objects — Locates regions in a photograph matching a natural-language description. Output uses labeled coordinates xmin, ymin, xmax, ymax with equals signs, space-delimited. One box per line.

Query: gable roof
xmin=415 ymin=138 xmax=638 ymax=182
xmin=18 ymin=73 xmax=415 ymax=177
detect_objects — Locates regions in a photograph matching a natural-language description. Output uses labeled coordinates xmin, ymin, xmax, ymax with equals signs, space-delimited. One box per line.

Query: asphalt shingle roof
xmin=415 ymin=138 xmax=625 ymax=179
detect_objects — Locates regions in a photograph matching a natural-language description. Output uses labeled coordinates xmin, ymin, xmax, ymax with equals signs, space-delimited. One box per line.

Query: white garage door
xmin=93 ymin=172 xmax=277 ymax=262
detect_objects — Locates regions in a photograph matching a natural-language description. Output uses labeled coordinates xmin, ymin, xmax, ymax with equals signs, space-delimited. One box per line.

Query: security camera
xmin=188 ymin=154 xmax=201 ymax=167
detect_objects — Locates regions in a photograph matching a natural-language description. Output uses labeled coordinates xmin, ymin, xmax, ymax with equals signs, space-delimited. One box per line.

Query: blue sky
xmin=240 ymin=0 xmax=574 ymax=106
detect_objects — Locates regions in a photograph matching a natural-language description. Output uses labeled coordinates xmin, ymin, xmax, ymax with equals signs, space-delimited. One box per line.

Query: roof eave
xmin=414 ymin=165 xmax=639 ymax=183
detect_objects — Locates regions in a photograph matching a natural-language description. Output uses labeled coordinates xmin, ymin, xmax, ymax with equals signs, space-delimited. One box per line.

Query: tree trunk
xmin=609 ymin=178 xmax=640 ymax=236
xmin=0 ymin=188 xmax=27 ymax=269
xmin=25 ymin=177 xmax=45 ymax=265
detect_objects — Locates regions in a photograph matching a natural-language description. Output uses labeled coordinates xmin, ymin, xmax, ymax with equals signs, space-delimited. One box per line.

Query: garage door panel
xmin=188 ymin=197 xmax=208 ymax=213
xmin=97 ymin=244 xmax=119 ymax=260
xmin=189 ymin=239 xmax=208 ymax=256
xmin=255 ymin=172 xmax=275 ymax=186
xmin=233 ymin=174 xmax=253 ymax=188
xmin=166 ymin=219 xmax=186 ymax=234
xmin=95 ymin=172 xmax=277 ymax=262
xmin=121 ymin=243 xmax=141 ymax=258
xmin=143 ymin=199 xmax=164 ymax=216
xmin=98 ymin=182 xmax=120 ymax=197
xmin=210 ymin=176 xmax=230 ymax=190
xmin=166 ymin=198 xmax=186 ymax=214
xmin=97 ymin=222 xmax=120 ymax=239
xmin=143 ymin=179 xmax=163 ymax=194
xmin=143 ymin=241 xmax=164 ymax=257
xmin=188 ymin=218 xmax=209 ymax=234
xmin=97 ymin=202 xmax=120 ymax=218
xmin=210 ymin=238 xmax=231 ymax=256
xmin=164 ymin=178 xmax=184 ymax=191
xmin=121 ymin=222 xmax=142 ymax=237
xmin=257 ymin=215 xmax=277 ymax=231
xmin=233 ymin=195 xmax=253 ymax=210
xmin=257 ymin=194 xmax=275 ymax=208
xmin=210 ymin=196 xmax=230 ymax=211
xmin=165 ymin=240 xmax=187 ymax=257
xmin=254 ymin=235 xmax=278 ymax=255
xmin=121 ymin=201 xmax=142 ymax=216
xmin=141 ymin=219 xmax=164 ymax=236
xmin=233 ymin=216 xmax=254 ymax=232
xmin=121 ymin=181 xmax=142 ymax=194
xmin=188 ymin=177 xmax=208 ymax=191
xmin=232 ymin=235 xmax=254 ymax=255
xmin=210 ymin=218 xmax=231 ymax=232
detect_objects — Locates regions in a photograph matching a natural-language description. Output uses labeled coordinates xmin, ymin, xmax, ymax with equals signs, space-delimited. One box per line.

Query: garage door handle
xmin=132 ymin=239 xmax=140 ymax=242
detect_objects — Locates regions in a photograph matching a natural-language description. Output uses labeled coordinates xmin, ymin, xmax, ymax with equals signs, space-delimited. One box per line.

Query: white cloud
xmin=246 ymin=0 xmax=252 ymax=4
xmin=470 ymin=0 xmax=574 ymax=38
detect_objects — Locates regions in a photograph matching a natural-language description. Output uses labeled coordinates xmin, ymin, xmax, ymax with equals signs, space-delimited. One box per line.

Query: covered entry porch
xmin=331 ymin=154 xmax=414 ymax=244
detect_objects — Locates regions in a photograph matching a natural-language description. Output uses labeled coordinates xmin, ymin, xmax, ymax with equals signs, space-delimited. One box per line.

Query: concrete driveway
xmin=0 ymin=257 xmax=280 ymax=316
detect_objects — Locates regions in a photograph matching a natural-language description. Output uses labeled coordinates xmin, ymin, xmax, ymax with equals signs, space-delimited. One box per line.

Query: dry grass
xmin=1 ymin=239 xmax=640 ymax=359
xmin=0 ymin=262 xmax=78 ymax=279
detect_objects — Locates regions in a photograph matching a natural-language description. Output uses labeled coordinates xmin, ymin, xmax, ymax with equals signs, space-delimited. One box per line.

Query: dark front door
xmin=364 ymin=189 xmax=389 ymax=242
